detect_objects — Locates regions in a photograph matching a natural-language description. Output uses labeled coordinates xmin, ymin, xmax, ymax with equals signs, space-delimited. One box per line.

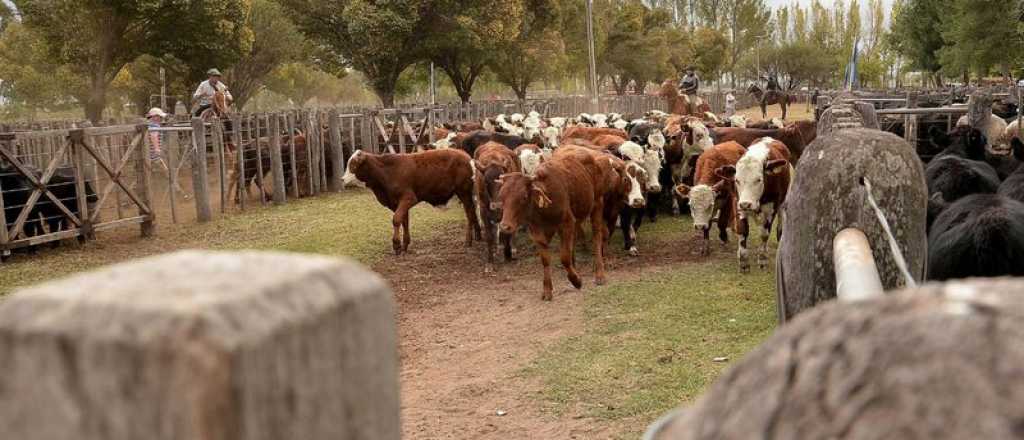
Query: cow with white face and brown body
xmin=613 ymin=142 xmax=662 ymax=255
xmin=716 ymin=137 xmax=792 ymax=271
xmin=342 ymin=149 xmax=481 ymax=255
xmin=674 ymin=141 xmax=747 ymax=257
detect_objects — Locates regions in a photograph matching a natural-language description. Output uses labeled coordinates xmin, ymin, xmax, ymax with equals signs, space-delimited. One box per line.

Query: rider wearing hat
xmin=146 ymin=107 xmax=167 ymax=161
xmin=678 ymin=67 xmax=700 ymax=114
xmin=192 ymin=68 xmax=233 ymax=117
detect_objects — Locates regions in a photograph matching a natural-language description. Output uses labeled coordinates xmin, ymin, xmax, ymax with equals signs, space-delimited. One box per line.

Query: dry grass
xmin=0 ymin=189 xmax=463 ymax=294
xmin=737 ymin=102 xmax=815 ymax=121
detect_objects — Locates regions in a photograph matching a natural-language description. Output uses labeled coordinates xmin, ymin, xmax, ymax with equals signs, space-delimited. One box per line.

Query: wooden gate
xmin=0 ymin=125 xmax=154 ymax=254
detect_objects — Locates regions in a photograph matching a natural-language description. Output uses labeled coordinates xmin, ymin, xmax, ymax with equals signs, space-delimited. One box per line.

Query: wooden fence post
xmin=133 ymin=124 xmax=155 ymax=237
xmin=269 ymin=114 xmax=287 ymax=205
xmin=904 ymin=92 xmax=918 ymax=145
xmin=70 ymin=130 xmax=95 ymax=240
xmin=328 ymin=109 xmax=344 ymax=192
xmin=231 ymin=114 xmax=245 ymax=211
xmin=0 ymin=250 xmax=401 ymax=440
xmin=286 ymin=112 xmax=299 ymax=198
xmin=189 ymin=117 xmax=213 ymax=222
xmin=211 ymin=120 xmax=227 ymax=214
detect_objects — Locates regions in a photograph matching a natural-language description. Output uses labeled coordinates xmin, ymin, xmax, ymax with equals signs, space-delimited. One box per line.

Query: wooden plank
xmin=189 ymin=117 xmax=213 ymax=222
xmin=268 ymin=115 xmax=287 ymax=205
xmin=83 ymin=125 xmax=137 ymax=137
xmin=286 ymin=113 xmax=299 ymax=198
xmin=211 ymin=120 xmax=227 ymax=214
xmin=69 ymin=133 xmax=91 ymax=241
xmin=328 ymin=111 xmax=344 ymax=192
xmin=0 ymin=163 xmax=8 ymax=246
xmin=133 ymin=125 xmax=155 ymax=237
xmin=78 ymin=131 xmax=150 ymax=219
xmin=254 ymin=116 xmax=267 ymax=206
xmin=166 ymin=128 xmax=179 ymax=223
xmin=231 ymin=115 xmax=245 ymax=211
xmin=0 ymin=142 xmax=79 ymax=239
xmin=318 ymin=113 xmax=327 ymax=191
xmin=13 ymin=129 xmax=70 ymax=141
xmin=304 ymin=113 xmax=316 ymax=195
xmin=4 ymin=227 xmax=81 ymax=249
xmin=93 ymin=215 xmax=146 ymax=233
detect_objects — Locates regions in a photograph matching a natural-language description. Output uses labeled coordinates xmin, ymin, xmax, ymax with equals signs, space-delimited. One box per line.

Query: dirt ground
xmin=378 ymin=221 xmax=704 ymax=439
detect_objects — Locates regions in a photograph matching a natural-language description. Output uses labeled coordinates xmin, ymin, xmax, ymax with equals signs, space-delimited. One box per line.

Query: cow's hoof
xmin=541 ymin=292 xmax=553 ymax=301
xmin=628 ymin=247 xmax=640 ymax=257
xmin=568 ymin=273 xmax=583 ymax=289
xmin=484 ymin=265 xmax=495 ymax=274
xmin=758 ymin=256 xmax=769 ymax=270
xmin=595 ymin=276 xmax=607 ymax=286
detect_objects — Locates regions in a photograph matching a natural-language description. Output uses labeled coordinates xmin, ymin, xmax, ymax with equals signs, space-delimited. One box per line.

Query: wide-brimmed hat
xmin=146 ymin=107 xmax=168 ymax=118
xmin=207 ymin=68 xmax=222 ymax=77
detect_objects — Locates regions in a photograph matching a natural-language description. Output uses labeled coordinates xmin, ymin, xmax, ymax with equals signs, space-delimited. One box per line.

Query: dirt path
xmin=377 ymin=222 xmax=702 ymax=439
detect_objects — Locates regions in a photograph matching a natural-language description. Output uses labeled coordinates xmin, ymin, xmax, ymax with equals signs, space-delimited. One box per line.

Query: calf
xmin=957 ymin=113 xmax=1009 ymax=152
xmin=461 ymin=130 xmax=529 ymax=157
xmin=342 ymin=149 xmax=480 ymax=255
xmin=673 ymin=141 xmax=747 ymax=256
xmin=928 ymin=194 xmax=1024 ymax=280
xmin=514 ymin=143 xmax=547 ymax=177
xmin=475 ymin=142 xmax=520 ymax=271
xmin=716 ymin=137 xmax=791 ymax=272
xmin=497 ymin=150 xmax=609 ymax=300
xmin=613 ymin=143 xmax=656 ymax=255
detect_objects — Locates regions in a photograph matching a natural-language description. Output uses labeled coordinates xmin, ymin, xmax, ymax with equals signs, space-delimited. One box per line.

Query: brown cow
xmin=711 ymin=120 xmax=816 ymax=163
xmin=673 ymin=141 xmax=747 ymax=257
xmin=475 ymin=142 xmax=521 ymax=271
xmin=591 ymin=134 xmax=627 ymax=151
xmin=716 ymin=137 xmax=792 ymax=272
xmin=497 ymin=147 xmax=612 ymax=300
xmin=342 ymin=149 xmax=481 ymax=255
xmin=561 ymin=126 xmax=629 ymax=142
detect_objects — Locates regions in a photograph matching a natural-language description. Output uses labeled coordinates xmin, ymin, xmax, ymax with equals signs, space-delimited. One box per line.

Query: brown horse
xmin=199 ymin=90 xmax=231 ymax=120
xmin=747 ymin=84 xmax=789 ymax=120
xmin=659 ymin=80 xmax=712 ymax=117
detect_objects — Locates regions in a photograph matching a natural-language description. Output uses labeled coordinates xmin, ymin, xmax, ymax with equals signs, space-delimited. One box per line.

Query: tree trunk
xmin=513 ymin=84 xmax=527 ymax=101
xmin=376 ymin=88 xmax=395 ymax=108
xmin=84 ymin=82 xmax=108 ymax=123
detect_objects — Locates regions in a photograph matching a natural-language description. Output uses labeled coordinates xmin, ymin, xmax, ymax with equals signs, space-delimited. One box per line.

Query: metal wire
xmin=862 ymin=178 xmax=917 ymax=288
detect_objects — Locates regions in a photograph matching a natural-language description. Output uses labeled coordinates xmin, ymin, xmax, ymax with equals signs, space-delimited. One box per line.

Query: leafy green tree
xmin=280 ymin=0 xmax=427 ymax=107
xmin=692 ymin=27 xmax=730 ymax=89
xmin=600 ymin=1 xmax=677 ymax=94
xmin=488 ymin=0 xmax=563 ymax=100
xmin=887 ymin=0 xmax=949 ymax=86
xmin=724 ymin=0 xmax=771 ymax=87
xmin=13 ymin=0 xmax=251 ymax=122
xmin=0 ymin=22 xmax=82 ymax=119
xmin=110 ymin=55 xmax=188 ymax=114
xmin=939 ymin=0 xmax=1023 ymax=80
xmin=226 ymin=0 xmax=309 ymax=110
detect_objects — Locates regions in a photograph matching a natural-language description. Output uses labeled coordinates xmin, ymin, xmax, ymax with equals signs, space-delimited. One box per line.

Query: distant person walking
xmin=725 ymin=92 xmax=736 ymax=117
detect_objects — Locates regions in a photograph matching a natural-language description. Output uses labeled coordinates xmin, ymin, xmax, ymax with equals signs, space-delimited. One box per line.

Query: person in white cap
xmin=192 ymin=68 xmax=232 ymax=117
xmin=146 ymin=107 xmax=167 ymax=161
xmin=725 ymin=91 xmax=737 ymax=117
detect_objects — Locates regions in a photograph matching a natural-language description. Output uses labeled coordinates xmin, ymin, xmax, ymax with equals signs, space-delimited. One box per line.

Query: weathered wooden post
xmin=904 ymin=91 xmax=918 ymax=145
xmin=328 ymin=109 xmax=344 ymax=192
xmin=231 ymin=114 xmax=245 ymax=211
xmin=0 ymin=251 xmax=400 ymax=440
xmin=133 ymin=124 xmax=155 ymax=237
xmin=777 ymin=127 xmax=927 ymax=322
xmin=189 ymin=117 xmax=213 ymax=222
xmin=70 ymin=129 xmax=95 ymax=240
xmin=646 ymin=279 xmax=1024 ymax=440
xmin=967 ymin=90 xmax=993 ymax=129
xmin=211 ymin=119 xmax=227 ymax=214
xmin=268 ymin=114 xmax=287 ymax=205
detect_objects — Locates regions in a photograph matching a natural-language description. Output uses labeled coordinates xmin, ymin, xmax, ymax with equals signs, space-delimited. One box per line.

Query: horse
xmin=659 ymin=79 xmax=712 ymax=117
xmin=747 ymin=83 xmax=789 ymax=120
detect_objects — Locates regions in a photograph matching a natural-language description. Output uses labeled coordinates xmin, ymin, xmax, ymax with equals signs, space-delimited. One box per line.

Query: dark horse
xmin=747 ymin=84 xmax=789 ymax=120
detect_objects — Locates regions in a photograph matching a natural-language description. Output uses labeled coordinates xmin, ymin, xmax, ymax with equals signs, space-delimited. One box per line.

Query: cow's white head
xmin=730 ymin=138 xmax=789 ymax=213
xmin=523 ymin=116 xmax=542 ymax=141
xmin=510 ymin=113 xmax=525 ymax=124
xmin=687 ymin=120 xmax=714 ymax=151
xmin=591 ymin=113 xmax=609 ymax=128
xmin=617 ymin=141 xmax=646 ymax=163
xmin=641 ymin=148 xmax=663 ymax=193
xmin=542 ymin=126 xmax=560 ymax=147
xmin=611 ymin=119 xmax=629 ymax=130
xmin=528 ymin=110 xmax=540 ymax=119
xmin=518 ymin=149 xmax=544 ymax=177
xmin=433 ymin=132 xmax=457 ymax=149
xmin=648 ymin=132 xmax=666 ymax=153
xmin=341 ymin=150 xmax=367 ymax=187
xmin=495 ymin=114 xmax=508 ymax=125
xmin=549 ymin=117 xmax=567 ymax=129
xmin=771 ymin=118 xmax=785 ymax=129
xmin=728 ymin=115 xmax=748 ymax=128
xmin=624 ymin=161 xmax=646 ymax=208
xmin=675 ymin=180 xmax=726 ymax=230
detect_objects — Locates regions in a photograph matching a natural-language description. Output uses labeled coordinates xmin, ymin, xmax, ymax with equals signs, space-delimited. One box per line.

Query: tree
xmin=0 ymin=22 xmax=82 ymax=119
xmin=692 ymin=27 xmax=730 ymax=90
xmin=887 ymin=0 xmax=949 ymax=86
xmin=110 ymin=55 xmax=188 ymax=115
xmin=281 ymin=0 xmax=428 ymax=107
xmin=600 ymin=1 xmax=677 ymax=94
xmin=939 ymin=0 xmax=1024 ymax=80
xmin=487 ymin=0 xmax=563 ymax=100
xmin=226 ymin=0 xmax=309 ymax=110
xmin=724 ymin=0 xmax=771 ymax=87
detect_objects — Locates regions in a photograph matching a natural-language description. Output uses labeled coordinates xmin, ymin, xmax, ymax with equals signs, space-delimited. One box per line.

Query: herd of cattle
xmin=340 ymin=108 xmax=818 ymax=299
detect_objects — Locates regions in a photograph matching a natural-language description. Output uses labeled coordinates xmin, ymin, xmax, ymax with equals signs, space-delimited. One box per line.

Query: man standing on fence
xmin=192 ymin=69 xmax=233 ymax=117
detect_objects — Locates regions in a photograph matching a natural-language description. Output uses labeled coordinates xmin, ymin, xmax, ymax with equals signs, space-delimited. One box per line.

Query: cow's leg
xmin=630 ymin=209 xmax=644 ymax=256
xmin=483 ymin=215 xmax=496 ymax=272
xmin=699 ymin=226 xmax=711 ymax=256
xmin=392 ymin=198 xmax=415 ymax=255
xmin=530 ymin=227 xmax=556 ymax=300
xmin=620 ymin=209 xmax=634 ymax=252
xmin=737 ymin=215 xmax=751 ymax=273
xmin=559 ymin=220 xmax=583 ymax=290
xmin=759 ymin=204 xmax=776 ymax=269
xmin=590 ymin=209 xmax=608 ymax=286
xmin=500 ymin=230 xmax=514 ymax=262
xmin=459 ymin=191 xmax=479 ymax=246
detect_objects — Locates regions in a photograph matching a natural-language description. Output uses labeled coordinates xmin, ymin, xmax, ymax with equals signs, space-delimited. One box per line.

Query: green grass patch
xmin=0 ymin=190 xmax=462 ymax=294
xmin=525 ymin=254 xmax=777 ymax=433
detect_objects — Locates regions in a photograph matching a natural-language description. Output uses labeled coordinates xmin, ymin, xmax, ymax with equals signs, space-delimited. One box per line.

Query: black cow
xmin=0 ymin=161 xmax=97 ymax=255
xmin=998 ymin=138 xmax=1024 ymax=203
xmin=925 ymin=127 xmax=1000 ymax=229
xmin=460 ymin=130 xmax=529 ymax=157
xmin=928 ymin=194 xmax=1024 ymax=281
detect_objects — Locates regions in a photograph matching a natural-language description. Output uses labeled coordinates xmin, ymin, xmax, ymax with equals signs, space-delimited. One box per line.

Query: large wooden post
xmin=904 ymin=92 xmax=918 ymax=145
xmin=211 ymin=120 xmax=227 ymax=214
xmin=268 ymin=114 xmax=287 ymax=205
xmin=0 ymin=251 xmax=400 ymax=440
xmin=231 ymin=114 xmax=245 ymax=211
xmin=70 ymin=129 xmax=95 ymax=240
xmin=133 ymin=124 xmax=155 ymax=237
xmin=189 ymin=117 xmax=213 ymax=222
xmin=328 ymin=109 xmax=345 ymax=192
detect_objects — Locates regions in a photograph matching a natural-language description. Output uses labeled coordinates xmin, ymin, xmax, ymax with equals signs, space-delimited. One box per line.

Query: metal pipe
xmin=876 ymin=107 xmax=969 ymax=115
xmin=833 ymin=228 xmax=884 ymax=302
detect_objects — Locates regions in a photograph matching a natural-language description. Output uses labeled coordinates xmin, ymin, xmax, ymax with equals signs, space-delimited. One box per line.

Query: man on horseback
xmin=192 ymin=68 xmax=233 ymax=117
xmin=678 ymin=67 xmax=700 ymax=115
xmin=763 ymin=72 xmax=781 ymax=101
